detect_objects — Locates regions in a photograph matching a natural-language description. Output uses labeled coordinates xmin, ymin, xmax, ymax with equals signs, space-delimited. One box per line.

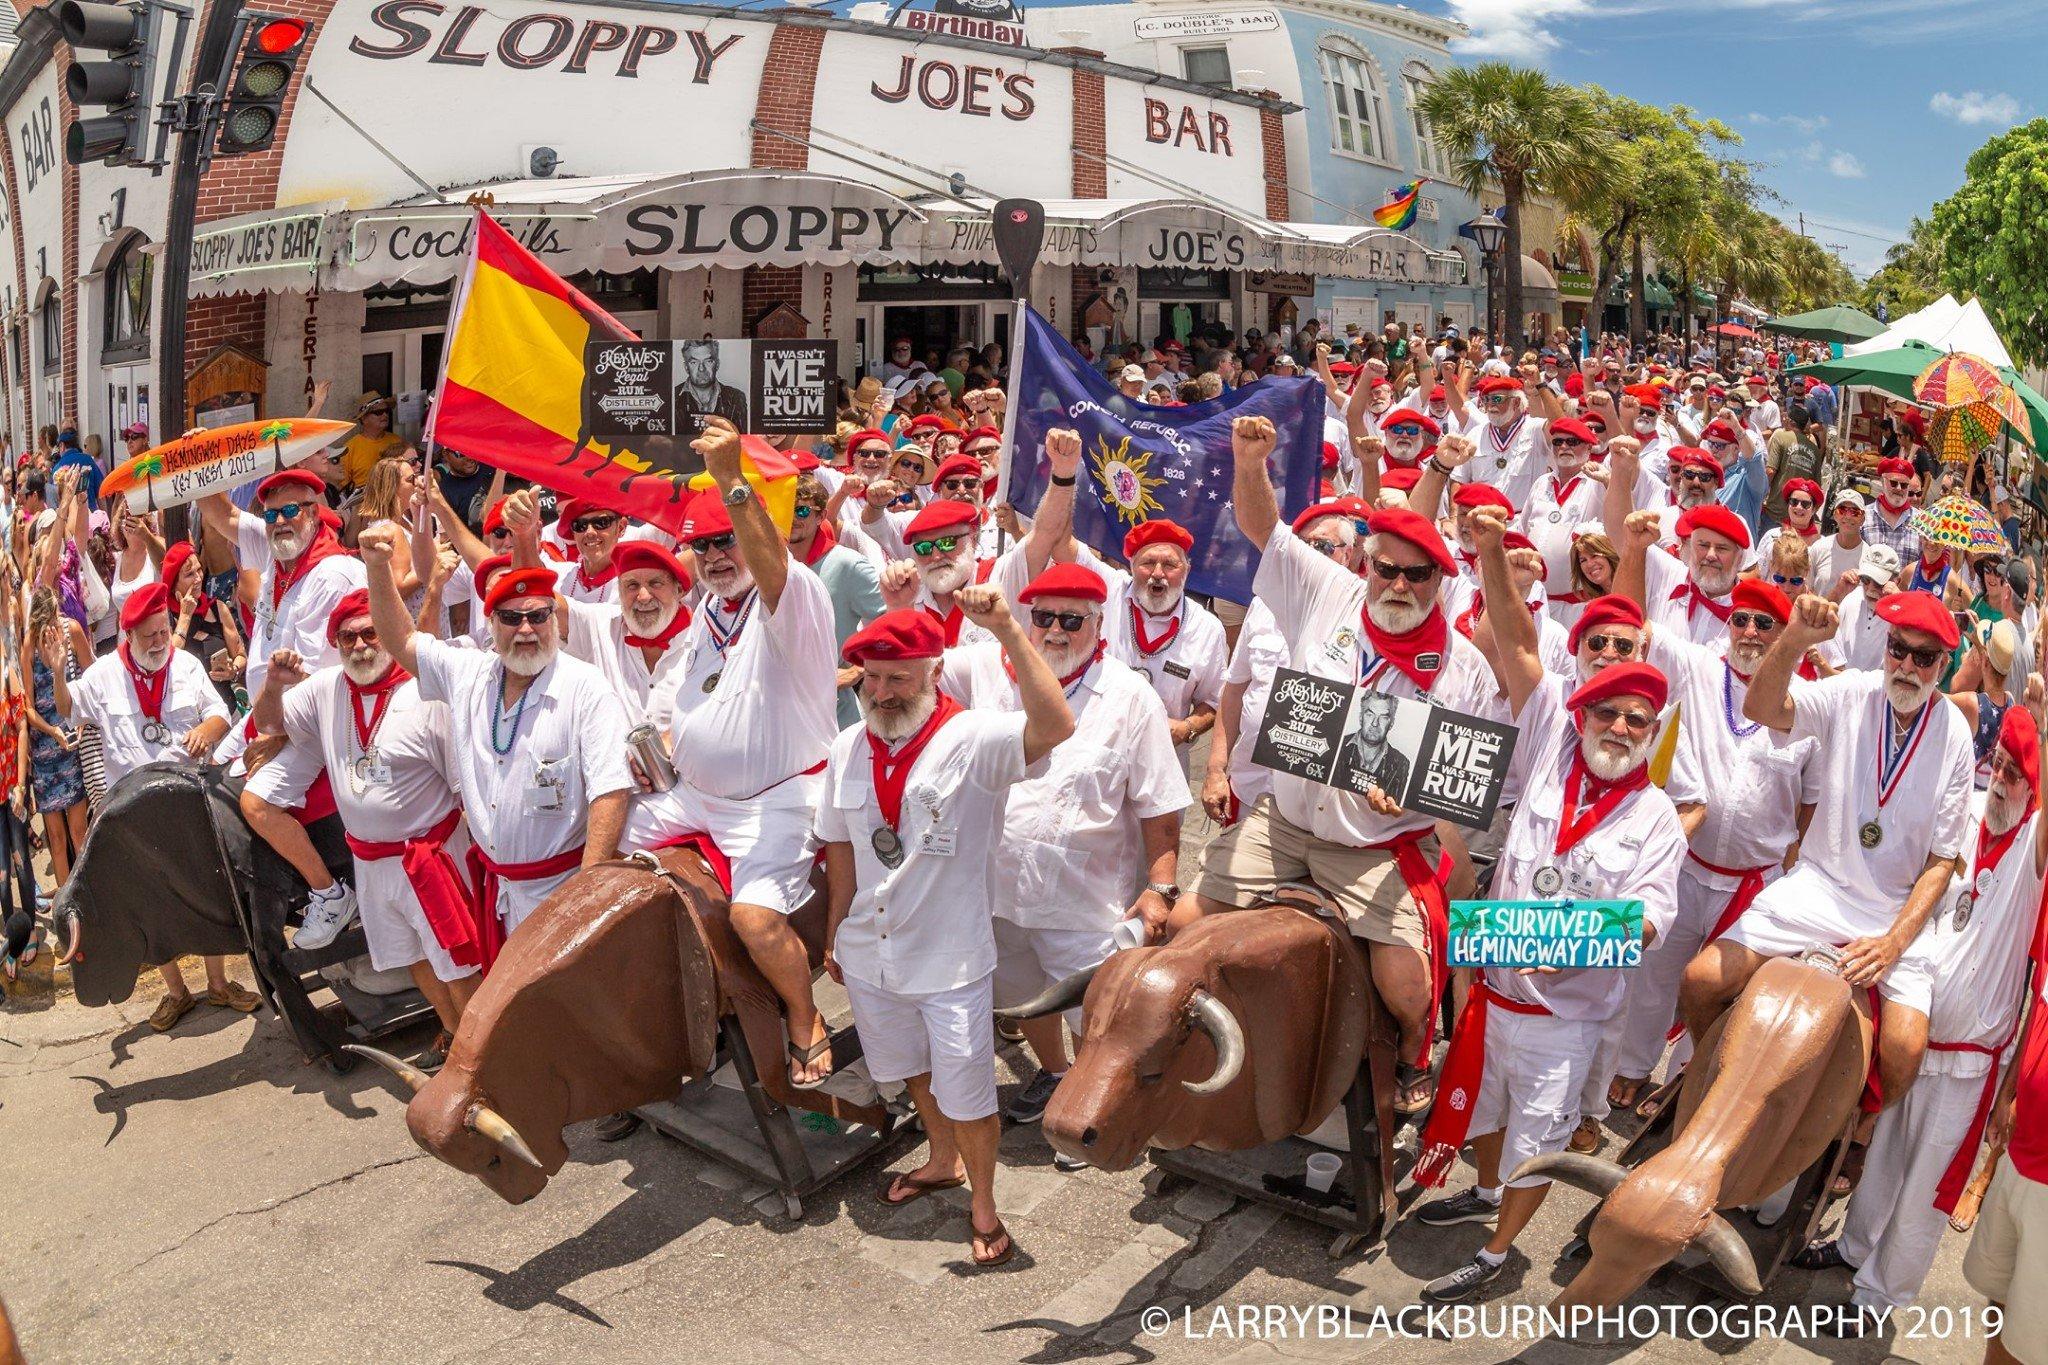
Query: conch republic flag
xmin=430 ymin=210 xmax=796 ymax=536
xmin=1005 ymin=309 xmax=1325 ymax=604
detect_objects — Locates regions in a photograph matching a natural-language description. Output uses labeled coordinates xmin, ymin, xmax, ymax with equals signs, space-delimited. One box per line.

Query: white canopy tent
xmin=1846 ymin=293 xmax=2014 ymax=368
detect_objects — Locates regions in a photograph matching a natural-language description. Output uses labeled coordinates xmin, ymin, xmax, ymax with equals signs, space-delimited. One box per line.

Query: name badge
xmin=918 ymin=824 xmax=958 ymax=857
xmin=525 ymin=756 xmax=567 ymax=813
xmin=354 ymin=748 xmax=394 ymax=790
xmin=1162 ymin=660 xmax=1191 ymax=680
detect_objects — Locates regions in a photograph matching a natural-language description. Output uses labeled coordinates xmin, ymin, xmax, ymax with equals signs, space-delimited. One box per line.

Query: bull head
xmin=348 ymin=1045 xmax=548 ymax=1196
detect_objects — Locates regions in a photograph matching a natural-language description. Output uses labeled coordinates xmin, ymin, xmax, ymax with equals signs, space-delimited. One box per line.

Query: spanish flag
xmin=1372 ymin=180 xmax=1424 ymax=231
xmin=431 ymin=210 xmax=796 ymax=536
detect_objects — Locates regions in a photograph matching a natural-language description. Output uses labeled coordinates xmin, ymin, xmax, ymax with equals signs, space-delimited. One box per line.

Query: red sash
xmin=345 ymin=806 xmax=481 ymax=967
xmin=1931 ymin=1037 xmax=2012 ymax=1215
xmin=464 ymin=843 xmax=586 ymax=972
xmin=1413 ymin=980 xmax=1553 ymax=1187
xmin=1370 ymin=827 xmax=1450 ymax=1066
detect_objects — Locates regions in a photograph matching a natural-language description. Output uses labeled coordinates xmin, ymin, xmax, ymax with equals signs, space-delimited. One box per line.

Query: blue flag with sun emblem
xmin=1005 ymin=309 xmax=1327 ymax=605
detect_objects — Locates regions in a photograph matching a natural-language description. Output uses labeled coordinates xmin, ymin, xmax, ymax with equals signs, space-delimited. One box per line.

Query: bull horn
xmin=466 ymin=1103 xmax=543 ymax=1170
xmin=1183 ymin=990 xmax=1245 ymax=1096
xmin=996 ymin=963 xmax=1101 ymax=1024
xmin=1509 ymin=1151 xmax=1628 ymax=1197
xmin=343 ymin=1043 xmax=430 ymax=1094
xmin=1693 ymin=1213 xmax=1763 ymax=1296
xmin=55 ymin=910 xmax=81 ymax=966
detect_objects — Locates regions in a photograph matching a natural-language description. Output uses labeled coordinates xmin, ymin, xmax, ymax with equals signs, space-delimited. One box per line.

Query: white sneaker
xmin=293 ymin=883 xmax=359 ymax=951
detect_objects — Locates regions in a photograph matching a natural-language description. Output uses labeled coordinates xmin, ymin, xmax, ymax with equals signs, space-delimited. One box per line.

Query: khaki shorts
xmin=1962 ymin=1158 xmax=2048 ymax=1364
xmin=1190 ymin=794 xmax=1429 ymax=951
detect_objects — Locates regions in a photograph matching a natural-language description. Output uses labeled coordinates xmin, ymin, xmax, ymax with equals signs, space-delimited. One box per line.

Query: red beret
xmin=1780 ymin=478 xmax=1823 ymax=506
xmin=1675 ymin=503 xmax=1751 ymax=550
xmin=481 ymin=500 xmax=507 ymax=535
xmin=1474 ymin=376 xmax=1524 ymax=395
xmin=1567 ymin=594 xmax=1645 ymax=653
xmin=325 ymin=589 xmax=373 ymax=645
xmin=254 ymin=469 xmax=326 ymax=503
xmin=932 ymin=454 xmax=983 ymax=486
xmin=1701 ymin=420 xmax=1741 ymax=444
xmin=120 ymin=581 xmax=173 ymax=631
xmin=1501 ymin=530 xmax=1538 ymax=554
xmin=1745 ymin=373 xmax=1770 ymax=386
xmin=1366 ymin=506 xmax=1454 ymax=576
xmin=1567 ymin=660 xmax=1668 ymax=714
xmin=1330 ymin=361 xmax=1359 ymax=377
xmin=1729 ymin=578 xmax=1790 ymax=623
xmin=1019 ymin=563 xmax=1110 ymax=605
xmin=317 ymin=505 xmax=345 ymax=534
xmin=474 ymin=554 xmax=512 ymax=596
xmin=961 ymin=425 xmax=1002 ymax=447
xmin=789 ymin=446 xmax=822 ymax=473
xmin=1999 ymin=707 xmax=2041 ymax=798
xmin=1124 ymin=519 xmax=1194 ymax=559
xmin=1380 ymin=408 xmax=1442 ymax=438
xmin=1877 ymin=456 xmax=1915 ymax=480
xmin=1563 ymin=373 xmax=1586 ymax=398
xmin=1381 ymin=468 xmax=1422 ymax=492
xmin=1582 ymin=411 xmax=1609 ymax=433
xmin=679 ymin=488 xmax=733 ymax=541
xmin=1428 ymin=385 xmax=1447 ymax=402
xmin=483 ymin=566 xmax=558 ymax=614
xmin=1625 ymin=384 xmax=1665 ymax=409
xmin=613 ymin=541 xmax=691 ymax=588
xmin=1667 ymin=447 xmax=1725 ymax=482
xmin=1874 ymin=591 xmax=1960 ymax=650
xmin=847 ymin=428 xmax=893 ymax=453
xmin=1292 ymin=500 xmax=1353 ymax=534
xmin=1451 ymin=483 xmax=1514 ymax=514
xmin=906 ymin=414 xmax=946 ymax=434
xmin=904 ymin=499 xmax=980 ymax=541
xmin=1321 ymin=442 xmax=1341 ymax=472
xmin=1550 ymin=418 xmax=1597 ymax=445
xmin=158 ymin=540 xmax=199 ymax=589
xmin=842 ymin=608 xmax=946 ymax=665
xmin=1333 ymin=496 xmax=1374 ymax=519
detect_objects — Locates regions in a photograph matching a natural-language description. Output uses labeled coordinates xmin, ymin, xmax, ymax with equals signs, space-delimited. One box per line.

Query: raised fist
xmin=1787 ymin=592 xmax=1840 ymax=643
xmin=1044 ymin=428 xmax=1083 ymax=480
xmin=1232 ymin=415 xmax=1277 ymax=466
xmin=1434 ymin=433 xmax=1476 ymax=469
xmin=268 ymin=649 xmax=309 ymax=688
xmin=356 ymin=522 xmax=400 ymax=565
xmin=1465 ymin=505 xmax=1509 ymax=552
xmin=879 ymin=559 xmax=920 ymax=611
xmin=956 ymin=583 xmax=1009 ymax=629
xmin=1623 ymin=508 xmax=1662 ymax=553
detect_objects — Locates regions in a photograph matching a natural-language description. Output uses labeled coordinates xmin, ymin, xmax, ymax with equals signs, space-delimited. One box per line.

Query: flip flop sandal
xmin=787 ymin=1035 xmax=834 ymax=1090
xmin=1790 ymin=1240 xmax=1852 ymax=1271
xmin=1393 ymin=1062 xmax=1435 ymax=1116
xmin=1607 ymin=1076 xmax=1647 ymax=1110
xmin=878 ymin=1171 xmax=966 ymax=1207
xmin=1634 ymin=1072 xmax=1686 ymax=1123
xmin=970 ymin=1218 xmax=1016 ymax=1268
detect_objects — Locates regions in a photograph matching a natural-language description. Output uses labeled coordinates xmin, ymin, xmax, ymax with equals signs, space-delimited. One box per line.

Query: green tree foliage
xmin=1929 ymin=120 xmax=2048 ymax=366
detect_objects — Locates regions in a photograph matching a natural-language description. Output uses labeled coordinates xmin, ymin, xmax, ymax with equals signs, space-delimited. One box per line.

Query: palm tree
xmin=1419 ymin=64 xmax=1612 ymax=348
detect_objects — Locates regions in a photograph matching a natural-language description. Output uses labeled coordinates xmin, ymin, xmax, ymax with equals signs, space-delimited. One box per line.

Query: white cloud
xmin=1750 ymin=112 xmax=1830 ymax=134
xmin=1444 ymin=0 xmax=2043 ymax=62
xmin=1827 ymin=152 xmax=1867 ymax=179
xmin=1443 ymin=0 xmax=1594 ymax=59
xmin=1929 ymin=90 xmax=2022 ymax=126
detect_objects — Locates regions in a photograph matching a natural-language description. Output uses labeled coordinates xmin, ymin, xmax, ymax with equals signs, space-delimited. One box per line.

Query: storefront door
xmin=102 ymin=363 xmax=150 ymax=444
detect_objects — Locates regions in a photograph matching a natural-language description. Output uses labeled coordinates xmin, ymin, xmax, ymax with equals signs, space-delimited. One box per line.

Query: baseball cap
xmin=1856 ymin=543 xmax=1901 ymax=585
xmin=1831 ymin=488 xmax=1865 ymax=512
xmin=1120 ymin=364 xmax=1146 ymax=383
xmin=1272 ymin=353 xmax=1300 ymax=369
xmin=2007 ymin=559 xmax=2033 ymax=595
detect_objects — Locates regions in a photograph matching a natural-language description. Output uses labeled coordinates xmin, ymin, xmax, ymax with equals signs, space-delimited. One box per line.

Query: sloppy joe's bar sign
xmin=189 ymin=204 xmax=341 ymax=297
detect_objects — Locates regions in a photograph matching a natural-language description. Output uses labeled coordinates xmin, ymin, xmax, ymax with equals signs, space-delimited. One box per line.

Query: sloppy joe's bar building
xmin=0 ymin=0 xmax=1464 ymax=447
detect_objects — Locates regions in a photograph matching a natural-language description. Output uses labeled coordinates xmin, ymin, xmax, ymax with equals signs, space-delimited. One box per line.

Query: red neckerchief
xmin=801 ymin=520 xmax=839 ymax=567
xmin=1669 ymin=580 xmax=1732 ymax=624
xmin=1549 ymin=470 xmax=1587 ymax=507
xmin=1382 ymin=444 xmax=1431 ymax=472
xmin=270 ymin=525 xmax=346 ymax=609
xmin=347 ymin=661 xmax=410 ymax=749
xmin=1005 ymin=640 xmax=1104 ymax=692
xmin=624 ymin=605 xmax=693 ymax=652
xmin=1878 ymin=495 xmax=1910 ymax=517
xmin=1555 ymin=750 xmax=1650 ymax=858
xmin=1360 ymin=603 xmax=1450 ymax=691
xmin=1129 ymin=598 xmax=1183 ymax=657
xmin=118 ymin=642 xmax=169 ymax=725
xmin=576 ymin=557 xmax=620 ymax=592
xmin=1975 ymin=804 xmax=2035 ymax=885
xmin=1784 ymin=520 xmax=1819 ymax=541
xmin=922 ymin=560 xmax=995 ymax=645
xmin=866 ymin=694 xmax=964 ymax=830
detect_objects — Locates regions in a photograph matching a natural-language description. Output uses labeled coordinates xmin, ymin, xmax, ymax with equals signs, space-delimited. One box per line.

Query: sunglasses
xmin=335 ymin=626 xmax=379 ymax=648
xmin=794 ymin=504 xmax=820 ymax=520
xmin=1786 ymin=498 xmax=1815 ymax=510
xmin=938 ymin=478 xmax=981 ymax=495
xmin=1030 ymin=608 xmax=1092 ymax=632
xmin=964 ymin=445 xmax=1000 ymax=459
xmin=261 ymin=502 xmax=311 ymax=524
xmin=1552 ymin=437 xmax=1589 ymax=450
xmin=1769 ymin=573 xmax=1805 ymax=588
xmin=1370 ymin=558 xmax=1438 ymax=585
xmin=1886 ymin=636 xmax=1946 ymax=669
xmin=1586 ymin=701 xmax=1657 ymax=735
xmin=493 ymin=606 xmax=553 ymax=628
xmin=854 ymin=445 xmax=891 ymax=460
xmin=570 ymin=513 xmax=620 ymax=534
xmin=1883 ymin=479 xmax=1912 ymax=493
xmin=1580 ymin=633 xmax=1637 ymax=657
xmin=1305 ymin=537 xmax=1344 ymax=556
xmin=689 ymin=532 xmax=738 ymax=554
xmin=1729 ymin=610 xmax=1780 ymax=632
xmin=1479 ymin=395 xmax=1515 ymax=409
xmin=1836 ymin=505 xmax=1863 ymax=517
xmin=912 ymin=535 xmax=963 ymax=556
xmin=1385 ymin=424 xmax=1424 ymax=438
xmin=1676 ymin=469 xmax=1719 ymax=484
xmin=486 ymin=525 xmax=512 ymax=540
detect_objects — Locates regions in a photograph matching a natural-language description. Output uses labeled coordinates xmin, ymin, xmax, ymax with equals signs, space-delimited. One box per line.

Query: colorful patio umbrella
xmin=1927 ymin=402 xmax=2006 ymax=464
xmin=1911 ymin=493 xmax=2004 ymax=555
xmin=1709 ymin=322 xmax=1758 ymax=339
xmin=1913 ymin=353 xmax=2029 ymax=431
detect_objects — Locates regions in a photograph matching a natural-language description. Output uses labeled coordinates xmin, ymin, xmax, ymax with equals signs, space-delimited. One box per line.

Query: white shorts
xmin=624 ymin=771 xmax=821 ymax=914
xmin=1469 ymin=1007 xmax=1606 ymax=1190
xmin=351 ymin=824 xmax=478 ymax=983
xmin=1963 ymin=1159 xmax=2048 ymax=1364
xmin=497 ymin=866 xmax=578 ymax=939
xmin=992 ymin=918 xmax=1114 ymax=1036
xmin=1720 ymin=868 xmax=1937 ymax=1016
xmin=841 ymin=970 xmax=997 ymax=1122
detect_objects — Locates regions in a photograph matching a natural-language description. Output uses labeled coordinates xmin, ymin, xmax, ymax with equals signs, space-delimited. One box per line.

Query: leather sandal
xmin=878 ymin=1171 xmax=965 ymax=1207
xmin=970 ymin=1217 xmax=1016 ymax=1267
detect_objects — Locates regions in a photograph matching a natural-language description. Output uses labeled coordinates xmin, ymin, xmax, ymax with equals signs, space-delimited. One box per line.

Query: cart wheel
xmin=782 ymin=1193 xmax=803 ymax=1221
xmin=1329 ymin=1232 xmax=1363 ymax=1260
xmin=323 ymin=1051 xmax=356 ymax=1077
xmin=1562 ymin=1235 xmax=1589 ymax=1261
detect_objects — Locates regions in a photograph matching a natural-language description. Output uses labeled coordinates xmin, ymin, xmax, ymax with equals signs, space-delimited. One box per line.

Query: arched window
xmin=102 ymin=233 xmax=153 ymax=362
xmin=1401 ymin=61 xmax=1445 ymax=176
xmin=1318 ymin=40 xmax=1387 ymax=163
xmin=38 ymin=288 xmax=59 ymax=375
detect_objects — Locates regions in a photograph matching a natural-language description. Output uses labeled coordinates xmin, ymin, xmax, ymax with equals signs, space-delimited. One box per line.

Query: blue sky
xmin=807 ymin=0 xmax=2043 ymax=276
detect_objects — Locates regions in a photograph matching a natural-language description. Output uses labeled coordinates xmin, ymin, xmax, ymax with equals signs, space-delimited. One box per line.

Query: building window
xmin=1181 ymin=46 xmax=1232 ymax=87
xmin=38 ymin=292 xmax=59 ymax=375
xmin=1402 ymin=62 xmax=1444 ymax=176
xmin=1320 ymin=43 xmax=1386 ymax=162
xmin=102 ymin=235 xmax=154 ymax=364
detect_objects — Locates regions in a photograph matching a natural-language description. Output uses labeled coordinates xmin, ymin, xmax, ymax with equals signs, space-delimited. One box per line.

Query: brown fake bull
xmin=1003 ymin=901 xmax=1393 ymax=1184
xmin=1513 ymin=951 xmax=1872 ymax=1307
xmin=349 ymin=847 xmax=886 ymax=1203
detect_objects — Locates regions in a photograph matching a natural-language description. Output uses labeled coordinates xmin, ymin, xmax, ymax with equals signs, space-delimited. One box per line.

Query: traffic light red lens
xmin=255 ymin=18 xmax=305 ymax=52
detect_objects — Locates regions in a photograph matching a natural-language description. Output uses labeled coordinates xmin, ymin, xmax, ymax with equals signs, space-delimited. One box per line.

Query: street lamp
xmin=1463 ymin=215 xmax=1507 ymax=344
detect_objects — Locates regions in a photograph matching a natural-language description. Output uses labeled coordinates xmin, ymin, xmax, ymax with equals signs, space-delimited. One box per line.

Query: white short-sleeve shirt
xmin=562 ymin=598 xmax=691 ymax=733
xmin=244 ymin=667 xmax=460 ymax=842
xmin=67 ymin=649 xmax=230 ymax=789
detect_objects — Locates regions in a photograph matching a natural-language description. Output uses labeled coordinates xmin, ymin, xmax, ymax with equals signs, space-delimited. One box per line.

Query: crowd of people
xmin=2 ymin=318 xmax=2043 ymax=1353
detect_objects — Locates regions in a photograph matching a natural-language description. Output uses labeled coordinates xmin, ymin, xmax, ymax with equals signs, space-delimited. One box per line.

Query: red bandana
xmin=347 ymin=661 xmax=411 ymax=749
xmin=623 ymin=605 xmax=693 ymax=652
xmin=118 ymin=642 xmax=169 ymax=726
xmin=1556 ymin=750 xmax=1651 ymax=858
xmin=801 ymin=520 xmax=840 ymax=567
xmin=270 ymin=525 xmax=347 ymax=609
xmin=1668 ymin=581 xmax=1732 ymax=625
xmin=1453 ymin=593 xmax=1539 ymax=640
xmin=866 ymin=694 xmax=964 ymax=830
xmin=575 ymin=558 xmax=620 ymax=592
xmin=1785 ymin=520 xmax=1819 ymax=541
xmin=1129 ymin=599 xmax=1183 ymax=657
xmin=1360 ymin=604 xmax=1450 ymax=691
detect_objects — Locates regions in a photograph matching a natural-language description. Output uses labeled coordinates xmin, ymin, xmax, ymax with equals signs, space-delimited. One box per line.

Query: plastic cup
xmin=1305 ymin=1152 xmax=1343 ymax=1193
xmin=1112 ymin=918 xmax=1147 ymax=951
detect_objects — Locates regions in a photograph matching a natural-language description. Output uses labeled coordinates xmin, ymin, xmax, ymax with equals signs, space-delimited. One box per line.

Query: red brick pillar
xmin=1257 ymin=91 xmax=1291 ymax=222
xmin=744 ymin=22 xmax=826 ymax=335
xmin=1059 ymin=50 xmax=1108 ymax=330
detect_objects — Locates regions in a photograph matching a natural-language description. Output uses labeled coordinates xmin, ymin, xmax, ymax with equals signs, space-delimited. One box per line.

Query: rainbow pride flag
xmin=1373 ymin=180 xmax=1424 ymax=230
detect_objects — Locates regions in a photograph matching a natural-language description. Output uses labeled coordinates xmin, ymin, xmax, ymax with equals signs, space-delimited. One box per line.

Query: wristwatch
xmin=1146 ymin=881 xmax=1181 ymax=900
xmin=722 ymin=482 xmax=754 ymax=508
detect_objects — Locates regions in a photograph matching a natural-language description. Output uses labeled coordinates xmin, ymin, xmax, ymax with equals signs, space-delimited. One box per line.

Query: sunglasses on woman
xmin=1786 ymin=498 xmax=1814 ymax=511
xmin=1029 ymin=608 xmax=1092 ymax=632
xmin=570 ymin=513 xmax=619 ymax=534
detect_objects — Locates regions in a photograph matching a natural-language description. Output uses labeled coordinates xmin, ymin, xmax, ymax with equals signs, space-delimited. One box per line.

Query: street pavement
xmin=0 ymin=948 xmax=1999 ymax=1365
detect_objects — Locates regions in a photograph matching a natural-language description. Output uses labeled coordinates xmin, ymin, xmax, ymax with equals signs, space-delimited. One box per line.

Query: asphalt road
xmin=0 ymin=946 xmax=2001 ymax=1365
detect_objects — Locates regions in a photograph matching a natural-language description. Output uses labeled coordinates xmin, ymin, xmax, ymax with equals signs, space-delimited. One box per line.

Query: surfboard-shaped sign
xmin=102 ymin=419 xmax=352 ymax=511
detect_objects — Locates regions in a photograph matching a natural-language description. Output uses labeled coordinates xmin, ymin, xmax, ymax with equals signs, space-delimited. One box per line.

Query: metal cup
xmin=626 ymin=722 xmax=678 ymax=793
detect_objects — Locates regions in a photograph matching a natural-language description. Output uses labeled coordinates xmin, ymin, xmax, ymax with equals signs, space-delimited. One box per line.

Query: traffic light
xmin=59 ymin=0 xmax=158 ymax=167
xmin=215 ymin=15 xmax=311 ymax=157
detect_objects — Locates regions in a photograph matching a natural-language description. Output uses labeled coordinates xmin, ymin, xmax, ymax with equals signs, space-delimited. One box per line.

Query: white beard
xmin=1675 ymin=485 xmax=1711 ymax=510
xmin=1727 ymin=638 xmax=1767 ymax=676
xmin=1885 ymin=669 xmax=1938 ymax=714
xmin=1552 ymin=454 xmax=1587 ymax=477
xmin=1633 ymin=420 xmax=1660 ymax=438
xmin=1690 ymin=562 xmax=1736 ymax=597
xmin=1581 ymin=727 xmax=1653 ymax=781
xmin=269 ymin=524 xmax=307 ymax=560
xmin=626 ymin=598 xmax=680 ymax=639
xmin=1367 ymin=594 xmax=1431 ymax=634
xmin=1986 ymin=786 xmax=2026 ymax=836
xmin=500 ymin=637 xmax=559 ymax=677
xmin=342 ymin=649 xmax=391 ymax=685
xmin=131 ymin=642 xmax=171 ymax=672
xmin=1386 ymin=436 xmax=1423 ymax=463
xmin=700 ymin=561 xmax=754 ymax=601
xmin=862 ymin=683 xmax=937 ymax=744
xmin=1037 ymin=636 xmax=1092 ymax=677
xmin=1137 ymin=581 xmax=1183 ymax=615
xmin=1487 ymin=407 xmax=1521 ymax=429
xmin=922 ymin=554 xmax=974 ymax=597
